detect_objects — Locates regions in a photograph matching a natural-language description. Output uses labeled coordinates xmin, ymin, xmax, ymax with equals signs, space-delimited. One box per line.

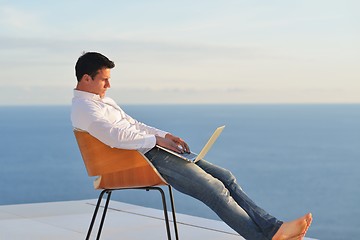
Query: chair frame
xmin=86 ymin=186 xmax=178 ymax=240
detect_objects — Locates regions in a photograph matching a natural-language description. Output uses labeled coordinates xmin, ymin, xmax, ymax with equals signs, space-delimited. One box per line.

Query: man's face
xmin=87 ymin=68 xmax=111 ymax=98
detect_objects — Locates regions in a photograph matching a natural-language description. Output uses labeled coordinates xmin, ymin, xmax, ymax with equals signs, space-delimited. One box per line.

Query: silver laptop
xmin=156 ymin=125 xmax=225 ymax=163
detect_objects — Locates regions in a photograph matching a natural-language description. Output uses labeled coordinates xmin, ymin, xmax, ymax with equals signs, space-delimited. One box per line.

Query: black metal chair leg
xmin=96 ymin=190 xmax=112 ymax=240
xmin=148 ymin=187 xmax=172 ymax=240
xmin=168 ymin=186 xmax=179 ymax=240
xmin=86 ymin=187 xmax=179 ymax=240
xmin=86 ymin=189 xmax=108 ymax=240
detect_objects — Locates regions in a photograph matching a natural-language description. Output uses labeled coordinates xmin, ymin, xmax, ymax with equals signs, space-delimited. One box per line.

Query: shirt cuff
xmin=143 ymin=134 xmax=157 ymax=149
xmin=156 ymin=130 xmax=168 ymax=138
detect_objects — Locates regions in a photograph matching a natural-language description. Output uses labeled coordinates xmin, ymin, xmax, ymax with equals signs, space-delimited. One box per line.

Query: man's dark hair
xmin=75 ymin=52 xmax=115 ymax=82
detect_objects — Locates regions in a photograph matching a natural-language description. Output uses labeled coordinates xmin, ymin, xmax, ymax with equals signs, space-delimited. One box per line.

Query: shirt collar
xmin=73 ymin=89 xmax=120 ymax=110
xmin=73 ymin=89 xmax=102 ymax=101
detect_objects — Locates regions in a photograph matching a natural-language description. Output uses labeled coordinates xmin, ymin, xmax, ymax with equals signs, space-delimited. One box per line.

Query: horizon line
xmin=1 ymin=102 xmax=360 ymax=107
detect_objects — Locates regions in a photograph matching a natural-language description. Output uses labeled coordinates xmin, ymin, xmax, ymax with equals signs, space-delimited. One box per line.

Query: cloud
xmin=0 ymin=1 xmax=359 ymax=105
xmin=106 ymin=85 xmax=360 ymax=105
xmin=0 ymin=5 xmax=41 ymax=32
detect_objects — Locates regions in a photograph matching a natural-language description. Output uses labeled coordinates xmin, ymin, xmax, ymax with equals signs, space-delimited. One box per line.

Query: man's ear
xmin=81 ymin=74 xmax=91 ymax=83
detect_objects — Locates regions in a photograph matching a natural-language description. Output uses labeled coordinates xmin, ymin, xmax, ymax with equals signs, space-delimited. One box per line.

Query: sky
xmin=0 ymin=0 xmax=359 ymax=105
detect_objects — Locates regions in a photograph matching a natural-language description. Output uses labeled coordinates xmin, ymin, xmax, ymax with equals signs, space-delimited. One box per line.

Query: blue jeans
xmin=145 ymin=147 xmax=283 ymax=240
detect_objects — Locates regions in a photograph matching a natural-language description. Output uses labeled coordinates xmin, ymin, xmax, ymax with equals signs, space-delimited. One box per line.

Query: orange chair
xmin=74 ymin=129 xmax=179 ymax=240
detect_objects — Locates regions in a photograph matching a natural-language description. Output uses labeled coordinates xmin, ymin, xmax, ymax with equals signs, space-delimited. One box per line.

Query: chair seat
xmin=73 ymin=129 xmax=167 ymax=189
xmin=94 ymin=167 xmax=167 ymax=189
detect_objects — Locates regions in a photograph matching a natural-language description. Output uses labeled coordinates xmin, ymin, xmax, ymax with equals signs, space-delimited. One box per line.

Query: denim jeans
xmin=145 ymin=147 xmax=283 ymax=240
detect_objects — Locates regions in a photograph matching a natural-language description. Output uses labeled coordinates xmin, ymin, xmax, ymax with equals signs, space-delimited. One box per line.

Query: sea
xmin=0 ymin=104 xmax=359 ymax=240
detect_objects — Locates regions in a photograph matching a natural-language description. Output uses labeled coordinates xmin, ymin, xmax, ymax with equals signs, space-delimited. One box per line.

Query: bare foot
xmin=272 ymin=213 xmax=312 ymax=240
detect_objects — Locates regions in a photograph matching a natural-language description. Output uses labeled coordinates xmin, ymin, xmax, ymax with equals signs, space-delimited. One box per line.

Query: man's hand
xmin=156 ymin=134 xmax=190 ymax=154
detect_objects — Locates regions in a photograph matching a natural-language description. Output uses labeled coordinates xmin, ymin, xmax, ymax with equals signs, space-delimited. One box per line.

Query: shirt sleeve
xmin=123 ymin=112 xmax=168 ymax=138
xmin=88 ymin=119 xmax=157 ymax=151
xmin=71 ymin=99 xmax=159 ymax=152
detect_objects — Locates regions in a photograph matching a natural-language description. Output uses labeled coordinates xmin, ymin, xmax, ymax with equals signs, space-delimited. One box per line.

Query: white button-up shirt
xmin=71 ymin=90 xmax=168 ymax=153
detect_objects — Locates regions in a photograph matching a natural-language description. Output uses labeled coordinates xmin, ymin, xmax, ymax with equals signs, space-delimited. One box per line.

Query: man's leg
xmin=145 ymin=148 xmax=269 ymax=240
xmin=196 ymin=159 xmax=283 ymax=239
xmin=196 ymin=159 xmax=312 ymax=240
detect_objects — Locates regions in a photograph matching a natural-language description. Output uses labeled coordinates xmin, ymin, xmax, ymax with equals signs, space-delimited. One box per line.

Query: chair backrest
xmin=73 ymin=129 xmax=167 ymax=189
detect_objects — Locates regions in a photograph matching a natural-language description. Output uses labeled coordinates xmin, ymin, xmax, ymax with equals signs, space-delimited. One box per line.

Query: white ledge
xmin=0 ymin=200 xmax=317 ymax=240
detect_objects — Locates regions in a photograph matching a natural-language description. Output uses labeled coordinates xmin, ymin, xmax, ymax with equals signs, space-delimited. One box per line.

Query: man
xmin=71 ymin=52 xmax=312 ymax=240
